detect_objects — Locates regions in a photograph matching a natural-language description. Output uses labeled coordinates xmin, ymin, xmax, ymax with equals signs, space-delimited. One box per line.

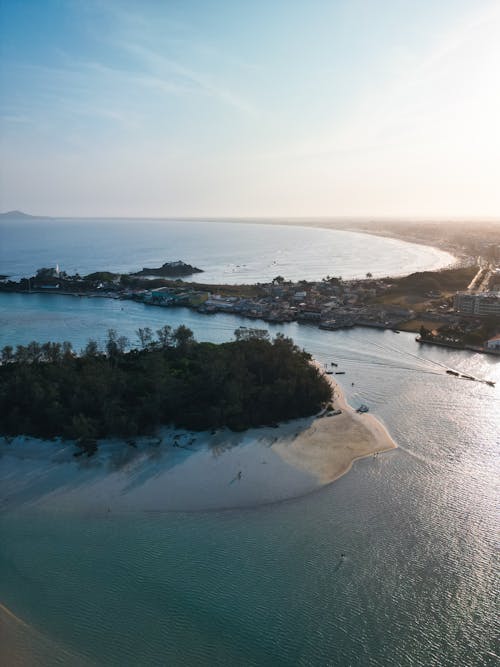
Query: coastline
xmin=206 ymin=217 xmax=460 ymax=266
xmin=0 ymin=360 xmax=396 ymax=514
xmin=274 ymin=362 xmax=397 ymax=484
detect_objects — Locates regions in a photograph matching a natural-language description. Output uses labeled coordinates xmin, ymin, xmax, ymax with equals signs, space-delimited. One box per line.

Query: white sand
xmin=0 ymin=360 xmax=396 ymax=513
xmin=274 ymin=361 xmax=397 ymax=483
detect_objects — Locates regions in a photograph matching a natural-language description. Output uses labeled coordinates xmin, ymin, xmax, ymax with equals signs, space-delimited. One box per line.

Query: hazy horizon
xmin=3 ymin=210 xmax=500 ymax=224
xmin=1 ymin=0 xmax=500 ymax=218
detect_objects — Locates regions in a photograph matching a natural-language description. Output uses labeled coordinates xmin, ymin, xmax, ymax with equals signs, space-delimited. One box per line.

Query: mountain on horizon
xmin=0 ymin=210 xmax=49 ymax=219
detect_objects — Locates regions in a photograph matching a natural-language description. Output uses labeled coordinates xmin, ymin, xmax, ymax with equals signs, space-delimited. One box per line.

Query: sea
xmin=0 ymin=219 xmax=498 ymax=666
xmin=0 ymin=217 xmax=454 ymax=283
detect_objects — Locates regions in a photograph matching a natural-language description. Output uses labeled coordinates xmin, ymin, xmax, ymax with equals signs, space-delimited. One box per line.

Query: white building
xmin=454 ymin=291 xmax=500 ymax=316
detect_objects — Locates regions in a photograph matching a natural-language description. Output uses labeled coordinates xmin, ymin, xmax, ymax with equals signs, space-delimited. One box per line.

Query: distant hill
xmin=0 ymin=210 xmax=49 ymax=220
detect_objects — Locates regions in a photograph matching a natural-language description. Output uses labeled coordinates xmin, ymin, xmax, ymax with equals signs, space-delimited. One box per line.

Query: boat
xmin=486 ymin=380 xmax=495 ymax=387
xmin=325 ymin=370 xmax=334 ymax=375
xmin=461 ymin=375 xmax=476 ymax=381
xmin=356 ymin=404 xmax=369 ymax=413
xmin=335 ymin=371 xmax=346 ymax=375
xmin=331 ymin=362 xmax=338 ymax=367
xmin=446 ymin=370 xmax=459 ymax=376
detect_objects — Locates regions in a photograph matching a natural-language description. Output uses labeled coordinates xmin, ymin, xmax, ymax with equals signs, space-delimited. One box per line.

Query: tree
xmin=62 ymin=341 xmax=74 ymax=361
xmin=1 ymin=345 xmax=14 ymax=364
xmin=272 ymin=275 xmax=285 ymax=285
xmin=137 ymin=327 xmax=154 ymax=349
xmin=0 ymin=332 xmax=331 ymax=446
xmin=83 ymin=339 xmax=100 ymax=357
xmin=25 ymin=341 xmax=42 ymax=363
xmin=116 ymin=336 xmax=128 ymax=354
xmin=42 ymin=342 xmax=62 ymax=363
xmin=106 ymin=329 xmax=119 ymax=357
xmin=156 ymin=325 xmax=173 ymax=349
xmin=366 ymin=272 xmax=373 ymax=279
xmin=14 ymin=345 xmax=29 ymax=364
xmin=173 ymin=325 xmax=194 ymax=351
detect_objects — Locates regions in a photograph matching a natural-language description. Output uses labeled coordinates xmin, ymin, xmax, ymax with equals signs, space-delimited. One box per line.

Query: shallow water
xmin=0 ymin=294 xmax=498 ymax=666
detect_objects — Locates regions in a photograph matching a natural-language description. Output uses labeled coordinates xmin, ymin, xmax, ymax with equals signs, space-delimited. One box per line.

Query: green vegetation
xmin=382 ymin=266 xmax=477 ymax=297
xmin=419 ymin=315 xmax=499 ymax=347
xmin=120 ymin=274 xmax=265 ymax=298
xmin=0 ymin=327 xmax=331 ymax=453
xmin=84 ymin=271 xmax=120 ymax=282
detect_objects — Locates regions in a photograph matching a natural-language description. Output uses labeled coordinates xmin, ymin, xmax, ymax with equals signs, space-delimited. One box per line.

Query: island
xmin=0 ymin=327 xmax=331 ymax=453
xmin=131 ymin=260 xmax=203 ymax=277
xmin=0 ymin=209 xmax=49 ymax=220
xmin=0 ymin=326 xmax=397 ymax=512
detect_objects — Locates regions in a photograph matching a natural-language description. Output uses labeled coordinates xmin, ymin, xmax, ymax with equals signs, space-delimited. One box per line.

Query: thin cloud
xmin=120 ymin=42 xmax=259 ymax=116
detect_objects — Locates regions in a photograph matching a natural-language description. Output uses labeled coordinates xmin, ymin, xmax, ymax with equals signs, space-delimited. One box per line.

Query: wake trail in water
xmin=344 ymin=335 xmax=495 ymax=385
xmin=327 ymin=355 xmax=444 ymax=376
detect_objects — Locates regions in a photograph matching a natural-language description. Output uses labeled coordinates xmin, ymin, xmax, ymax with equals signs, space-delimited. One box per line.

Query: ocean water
xmin=0 ymin=218 xmax=454 ymax=283
xmin=0 ymin=292 xmax=499 ymax=666
xmin=0 ymin=225 xmax=500 ymax=667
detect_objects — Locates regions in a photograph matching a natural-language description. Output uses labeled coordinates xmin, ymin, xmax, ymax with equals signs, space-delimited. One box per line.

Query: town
xmin=1 ymin=258 xmax=499 ymax=355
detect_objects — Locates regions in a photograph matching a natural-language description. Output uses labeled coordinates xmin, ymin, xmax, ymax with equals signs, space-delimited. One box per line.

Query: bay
xmin=0 ymin=218 xmax=453 ymax=283
xmin=0 ymin=294 xmax=498 ymax=666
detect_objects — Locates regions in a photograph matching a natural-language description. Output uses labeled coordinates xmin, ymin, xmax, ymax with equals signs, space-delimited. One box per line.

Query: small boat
xmin=486 ymin=380 xmax=495 ymax=387
xmin=331 ymin=362 xmax=338 ymax=367
xmin=461 ymin=375 xmax=476 ymax=381
xmin=356 ymin=404 xmax=369 ymax=413
xmin=446 ymin=370 xmax=459 ymax=376
xmin=392 ymin=329 xmax=400 ymax=334
xmin=335 ymin=371 xmax=346 ymax=375
xmin=325 ymin=370 xmax=334 ymax=375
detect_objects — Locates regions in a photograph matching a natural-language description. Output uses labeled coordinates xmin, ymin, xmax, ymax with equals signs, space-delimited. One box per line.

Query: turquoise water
xmin=0 ymin=293 xmax=499 ymax=665
xmin=0 ymin=218 xmax=454 ymax=283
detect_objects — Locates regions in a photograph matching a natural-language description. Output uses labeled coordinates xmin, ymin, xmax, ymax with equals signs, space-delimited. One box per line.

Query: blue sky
xmin=1 ymin=0 xmax=499 ymax=217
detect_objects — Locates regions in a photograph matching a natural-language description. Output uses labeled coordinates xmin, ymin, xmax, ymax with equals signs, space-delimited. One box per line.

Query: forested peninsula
xmin=0 ymin=327 xmax=331 ymax=454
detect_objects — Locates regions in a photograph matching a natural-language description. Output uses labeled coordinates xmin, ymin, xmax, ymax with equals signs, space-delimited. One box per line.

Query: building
xmin=485 ymin=334 xmax=500 ymax=351
xmin=453 ymin=291 xmax=500 ymax=316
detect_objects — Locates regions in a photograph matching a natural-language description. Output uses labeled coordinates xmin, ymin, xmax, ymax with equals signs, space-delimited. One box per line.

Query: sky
xmin=1 ymin=0 xmax=500 ymax=218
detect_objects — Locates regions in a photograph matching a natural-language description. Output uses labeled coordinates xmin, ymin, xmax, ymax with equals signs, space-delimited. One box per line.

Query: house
xmin=485 ymin=334 xmax=500 ymax=351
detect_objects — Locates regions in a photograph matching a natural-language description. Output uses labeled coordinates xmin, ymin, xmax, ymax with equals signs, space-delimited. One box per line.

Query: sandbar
xmin=273 ymin=361 xmax=397 ymax=483
xmin=0 ymin=359 xmax=396 ymax=513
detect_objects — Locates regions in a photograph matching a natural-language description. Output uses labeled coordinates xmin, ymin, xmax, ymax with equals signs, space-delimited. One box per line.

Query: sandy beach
xmin=274 ymin=361 xmax=397 ymax=484
xmin=0 ymin=360 xmax=397 ymax=514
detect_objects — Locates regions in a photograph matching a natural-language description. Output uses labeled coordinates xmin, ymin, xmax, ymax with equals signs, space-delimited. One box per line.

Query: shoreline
xmin=0 ymin=359 xmax=397 ymax=514
xmin=274 ymin=361 xmax=397 ymax=485
xmin=193 ymin=217 xmax=460 ymax=266
xmin=1 ymin=218 xmax=458 ymax=286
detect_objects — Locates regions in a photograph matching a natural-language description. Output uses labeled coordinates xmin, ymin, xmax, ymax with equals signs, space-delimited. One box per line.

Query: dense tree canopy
xmin=0 ymin=327 xmax=331 ymax=452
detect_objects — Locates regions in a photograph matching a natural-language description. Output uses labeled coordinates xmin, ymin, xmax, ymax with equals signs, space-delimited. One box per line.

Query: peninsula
xmin=1 ymin=262 xmax=498 ymax=352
